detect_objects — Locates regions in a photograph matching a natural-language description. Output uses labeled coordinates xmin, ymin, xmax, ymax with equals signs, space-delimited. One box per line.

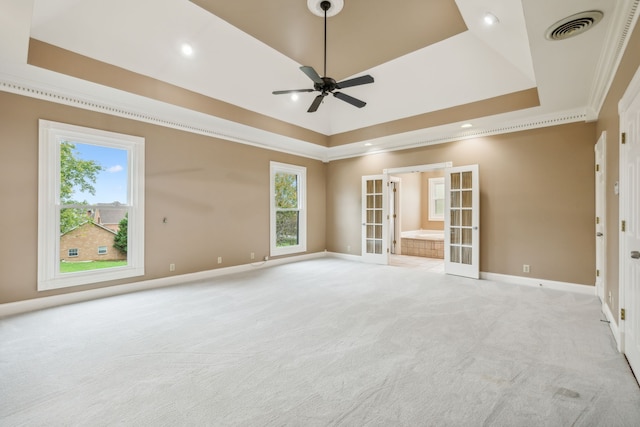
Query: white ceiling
xmin=0 ymin=0 xmax=637 ymax=160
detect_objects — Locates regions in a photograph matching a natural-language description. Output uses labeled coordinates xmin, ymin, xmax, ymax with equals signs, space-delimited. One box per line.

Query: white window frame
xmin=97 ymin=246 xmax=108 ymax=255
xmin=270 ymin=161 xmax=307 ymax=257
xmin=68 ymin=248 xmax=79 ymax=257
xmin=428 ymin=177 xmax=445 ymax=221
xmin=38 ymin=120 xmax=145 ymax=290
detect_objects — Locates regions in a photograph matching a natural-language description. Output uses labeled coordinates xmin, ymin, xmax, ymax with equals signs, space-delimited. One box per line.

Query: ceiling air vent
xmin=545 ymin=10 xmax=604 ymax=41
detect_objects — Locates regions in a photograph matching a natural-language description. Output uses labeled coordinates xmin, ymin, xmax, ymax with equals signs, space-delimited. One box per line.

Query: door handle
xmin=596 ymin=232 xmax=603 ymax=237
xmin=631 ymin=251 xmax=640 ymax=259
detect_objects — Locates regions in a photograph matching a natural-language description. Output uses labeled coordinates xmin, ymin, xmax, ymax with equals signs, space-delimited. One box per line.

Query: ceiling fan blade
xmin=336 ymin=75 xmax=374 ymax=89
xmin=333 ymin=92 xmax=366 ymax=108
xmin=300 ymin=66 xmax=324 ymax=84
xmin=307 ymin=94 xmax=325 ymax=113
xmin=272 ymin=89 xmax=315 ymax=95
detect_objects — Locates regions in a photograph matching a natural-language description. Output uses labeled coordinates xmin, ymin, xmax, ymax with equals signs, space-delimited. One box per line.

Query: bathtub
xmin=401 ymin=229 xmax=444 ymax=241
xmin=400 ymin=229 xmax=444 ymax=259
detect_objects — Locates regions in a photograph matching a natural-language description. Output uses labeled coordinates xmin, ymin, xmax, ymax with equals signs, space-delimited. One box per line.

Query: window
xmin=429 ymin=177 xmax=445 ymax=221
xmin=270 ymin=162 xmax=306 ymax=256
xmin=38 ymin=120 xmax=144 ymax=290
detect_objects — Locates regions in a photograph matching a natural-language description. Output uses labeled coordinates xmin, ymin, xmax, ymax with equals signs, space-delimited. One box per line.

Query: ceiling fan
xmin=272 ymin=0 xmax=375 ymax=113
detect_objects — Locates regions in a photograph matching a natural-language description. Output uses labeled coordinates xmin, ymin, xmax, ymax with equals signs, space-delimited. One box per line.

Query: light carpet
xmin=1 ymin=258 xmax=639 ymax=426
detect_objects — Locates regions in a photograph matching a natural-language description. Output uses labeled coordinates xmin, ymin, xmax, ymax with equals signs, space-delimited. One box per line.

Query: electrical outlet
xmin=523 ymin=264 xmax=530 ymax=273
xmin=347 ymin=245 xmax=351 ymax=252
xmin=169 ymin=263 xmax=175 ymax=272
xmin=217 ymin=257 xmax=222 ymax=264
xmin=264 ymin=256 xmax=269 ymax=261
xmin=250 ymin=252 xmax=255 ymax=260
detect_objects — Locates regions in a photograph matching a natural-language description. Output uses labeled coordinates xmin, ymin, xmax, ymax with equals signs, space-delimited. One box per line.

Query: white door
xmin=595 ymin=132 xmax=606 ymax=301
xmin=444 ymin=165 xmax=480 ymax=279
xmin=620 ymin=76 xmax=640 ymax=379
xmin=362 ymin=175 xmax=389 ymax=264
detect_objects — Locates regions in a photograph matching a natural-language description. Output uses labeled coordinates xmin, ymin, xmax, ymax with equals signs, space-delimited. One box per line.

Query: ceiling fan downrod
xmin=321 ymin=0 xmax=330 ymax=77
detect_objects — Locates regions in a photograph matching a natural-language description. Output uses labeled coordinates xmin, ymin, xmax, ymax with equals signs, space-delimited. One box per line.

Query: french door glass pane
xmin=462 ymin=210 xmax=472 ymax=226
xmin=462 ymin=190 xmax=472 ymax=207
xmin=367 ymin=225 xmax=375 ymax=239
xmin=462 ymin=172 xmax=473 ymax=189
xmin=462 ymin=228 xmax=472 ymax=245
xmin=451 ymin=210 xmax=461 ymax=226
xmin=367 ymin=195 xmax=375 ymax=209
xmin=367 ymin=240 xmax=375 ymax=253
xmin=461 ymin=247 xmax=473 ymax=264
xmin=450 ymin=246 xmax=461 ymax=263
xmin=451 ymin=191 xmax=461 ymax=208
xmin=450 ymin=228 xmax=461 ymax=244
xmin=451 ymin=173 xmax=461 ymax=189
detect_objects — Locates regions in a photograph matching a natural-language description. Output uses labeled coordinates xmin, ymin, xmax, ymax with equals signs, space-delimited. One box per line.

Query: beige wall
xmin=595 ymin=18 xmax=640 ymax=321
xmin=327 ymin=122 xmax=597 ymax=285
xmin=3 ymin=21 xmax=638 ymax=307
xmin=394 ymin=172 xmax=421 ymax=232
xmin=0 ymin=92 xmax=326 ymax=304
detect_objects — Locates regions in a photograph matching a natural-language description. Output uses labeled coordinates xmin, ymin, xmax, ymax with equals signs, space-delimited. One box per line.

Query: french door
xmin=444 ymin=165 xmax=480 ymax=279
xmin=361 ymin=175 xmax=389 ymax=264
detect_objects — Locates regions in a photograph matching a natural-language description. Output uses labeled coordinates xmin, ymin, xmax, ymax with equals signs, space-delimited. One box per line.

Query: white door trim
xmin=384 ymin=162 xmax=452 ymax=260
xmin=389 ymin=177 xmax=401 ymax=254
xmin=383 ymin=162 xmax=452 ymax=175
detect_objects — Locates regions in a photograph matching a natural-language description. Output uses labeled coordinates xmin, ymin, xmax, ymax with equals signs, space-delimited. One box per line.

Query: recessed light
xmin=484 ymin=12 xmax=499 ymax=26
xmin=181 ymin=43 xmax=194 ymax=56
xmin=461 ymin=123 xmax=473 ymax=128
xmin=291 ymin=93 xmax=299 ymax=101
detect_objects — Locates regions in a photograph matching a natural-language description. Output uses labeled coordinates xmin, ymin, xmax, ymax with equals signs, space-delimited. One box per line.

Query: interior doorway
xmin=385 ymin=163 xmax=451 ymax=272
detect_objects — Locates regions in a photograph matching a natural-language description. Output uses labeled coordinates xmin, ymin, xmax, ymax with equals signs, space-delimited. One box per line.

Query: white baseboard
xmin=602 ymin=300 xmax=622 ymax=351
xmin=326 ymin=252 xmax=362 ymax=262
xmin=0 ymin=252 xmax=327 ymax=318
xmin=480 ymin=272 xmax=596 ymax=295
xmin=3 ymin=254 xmax=600 ymax=318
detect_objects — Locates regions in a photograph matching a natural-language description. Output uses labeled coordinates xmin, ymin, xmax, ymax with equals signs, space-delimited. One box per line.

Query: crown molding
xmin=1 ymin=69 xmax=588 ymax=164
xmin=588 ymin=0 xmax=640 ymax=118
xmin=325 ymin=109 xmax=588 ymax=161
xmin=0 ymin=69 xmax=327 ymax=162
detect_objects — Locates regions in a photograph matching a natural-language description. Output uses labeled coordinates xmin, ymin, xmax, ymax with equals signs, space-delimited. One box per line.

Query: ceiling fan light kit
xmin=273 ymin=0 xmax=374 ymax=112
